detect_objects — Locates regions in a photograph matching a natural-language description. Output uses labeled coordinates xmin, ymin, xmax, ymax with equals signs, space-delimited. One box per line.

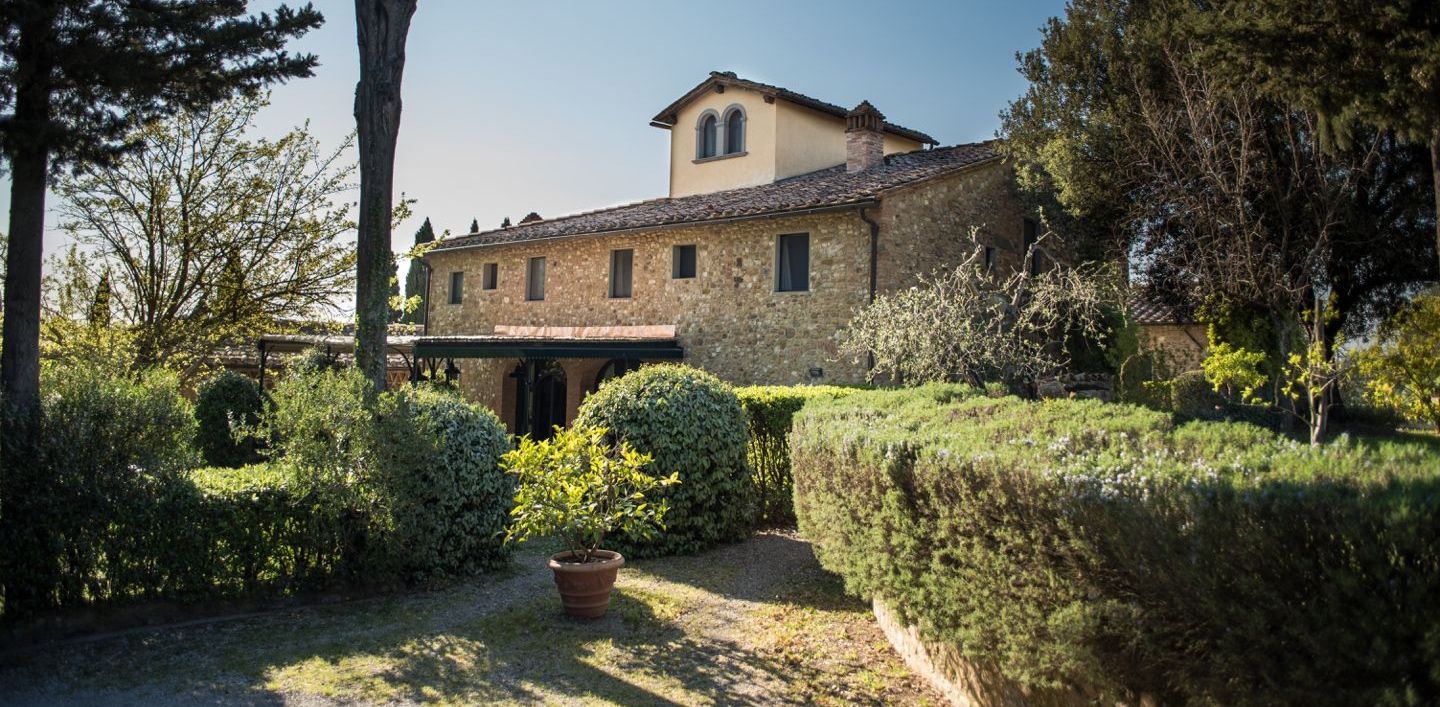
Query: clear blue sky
xmin=6 ymin=0 xmax=1067 ymax=299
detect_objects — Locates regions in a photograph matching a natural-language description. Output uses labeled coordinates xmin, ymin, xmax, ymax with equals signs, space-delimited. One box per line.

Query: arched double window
xmin=722 ymin=106 xmax=745 ymax=155
xmin=697 ymin=111 xmax=719 ymax=159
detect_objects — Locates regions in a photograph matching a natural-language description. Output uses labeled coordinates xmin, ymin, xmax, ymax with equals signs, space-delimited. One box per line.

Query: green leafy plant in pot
xmin=502 ymin=425 xmax=678 ymax=618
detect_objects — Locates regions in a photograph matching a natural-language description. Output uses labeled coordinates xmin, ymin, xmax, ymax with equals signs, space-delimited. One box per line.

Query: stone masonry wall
xmin=424 ymin=161 xmax=1029 ymax=426
xmin=876 ymin=162 xmax=1029 ymax=291
xmin=426 ymin=210 xmax=873 ymax=423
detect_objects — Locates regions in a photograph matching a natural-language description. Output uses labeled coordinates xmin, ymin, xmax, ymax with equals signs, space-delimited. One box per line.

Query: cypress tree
xmin=402 ymin=217 xmax=435 ymax=324
xmin=470 ymin=218 xmax=480 ymax=233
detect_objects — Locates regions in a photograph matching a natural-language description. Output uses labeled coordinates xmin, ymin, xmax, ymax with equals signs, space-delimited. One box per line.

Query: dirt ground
xmin=0 ymin=532 xmax=942 ymax=706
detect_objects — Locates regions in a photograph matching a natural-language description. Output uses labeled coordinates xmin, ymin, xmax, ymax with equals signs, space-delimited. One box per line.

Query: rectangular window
xmin=526 ymin=257 xmax=546 ymax=301
xmin=482 ymin=262 xmax=498 ymax=290
xmin=610 ymin=248 xmax=633 ymax=298
xmin=776 ymin=233 xmax=810 ymax=292
xmin=1023 ymin=218 xmax=1040 ymax=275
xmin=448 ymin=271 xmax=463 ymax=304
xmin=672 ymin=244 xmax=697 ymax=279
xmin=983 ymin=245 xmax=997 ymax=272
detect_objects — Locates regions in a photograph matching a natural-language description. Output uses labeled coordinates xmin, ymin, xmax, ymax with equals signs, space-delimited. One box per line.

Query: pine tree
xmin=402 ymin=217 xmax=435 ymax=324
xmin=501 ymin=216 xmax=512 ymax=228
xmin=0 ymin=0 xmax=322 ymax=418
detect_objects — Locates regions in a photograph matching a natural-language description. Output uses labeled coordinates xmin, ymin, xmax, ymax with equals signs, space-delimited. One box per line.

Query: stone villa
xmin=417 ymin=71 xmax=1035 ymax=436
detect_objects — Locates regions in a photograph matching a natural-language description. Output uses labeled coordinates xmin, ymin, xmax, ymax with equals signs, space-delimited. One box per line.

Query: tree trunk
xmin=352 ymin=0 xmax=416 ymax=393
xmin=1431 ymin=129 xmax=1439 ymax=276
xmin=0 ymin=19 xmax=53 ymax=423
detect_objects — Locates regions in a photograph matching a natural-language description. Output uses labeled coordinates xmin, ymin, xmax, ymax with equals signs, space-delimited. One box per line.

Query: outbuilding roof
xmin=1128 ymin=296 xmax=1199 ymax=325
xmin=430 ymin=142 xmax=1001 ymax=253
xmin=649 ymin=71 xmax=939 ymax=146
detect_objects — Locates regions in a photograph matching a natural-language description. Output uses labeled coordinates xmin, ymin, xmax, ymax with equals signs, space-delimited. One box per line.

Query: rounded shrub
xmin=574 ymin=363 xmax=752 ymax=557
xmin=372 ymin=386 xmax=514 ymax=578
xmin=1170 ymin=369 xmax=1225 ymax=420
xmin=195 ymin=369 xmax=264 ymax=467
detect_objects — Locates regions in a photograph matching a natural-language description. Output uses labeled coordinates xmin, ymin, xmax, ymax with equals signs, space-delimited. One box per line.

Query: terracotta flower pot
xmin=548 ymin=549 xmax=625 ymax=618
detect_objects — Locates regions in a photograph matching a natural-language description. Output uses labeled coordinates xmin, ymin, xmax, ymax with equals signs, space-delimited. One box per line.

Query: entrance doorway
xmin=512 ymin=360 xmax=566 ymax=440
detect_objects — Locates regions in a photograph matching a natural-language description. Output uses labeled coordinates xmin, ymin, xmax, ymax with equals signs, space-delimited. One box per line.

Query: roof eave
xmin=426 ymin=200 xmax=879 ymax=256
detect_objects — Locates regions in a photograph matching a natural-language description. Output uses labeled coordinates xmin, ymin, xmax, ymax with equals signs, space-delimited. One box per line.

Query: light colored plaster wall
xmin=426 ymin=210 xmax=873 ymax=423
xmin=775 ymin=101 xmax=924 ymax=180
xmin=668 ymin=87 xmax=777 ymax=197
xmin=875 ymin=161 xmax=1027 ymax=292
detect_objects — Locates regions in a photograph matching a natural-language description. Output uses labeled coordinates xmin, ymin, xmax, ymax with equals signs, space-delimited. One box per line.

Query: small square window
xmin=610 ymin=249 xmax=633 ymax=299
xmin=776 ymin=233 xmax=810 ymax=292
xmin=448 ymin=271 xmax=464 ymax=304
xmin=526 ymin=257 xmax=546 ymax=301
xmin=672 ymin=244 xmax=697 ymax=279
xmin=482 ymin=262 xmax=498 ymax=290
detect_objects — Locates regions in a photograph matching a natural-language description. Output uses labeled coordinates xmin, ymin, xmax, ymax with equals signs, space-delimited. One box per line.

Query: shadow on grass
xmin=272 ymin=586 xmax=820 ymax=705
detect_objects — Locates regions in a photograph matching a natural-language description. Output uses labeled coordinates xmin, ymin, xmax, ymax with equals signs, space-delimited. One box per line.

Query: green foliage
xmin=793 ymin=390 xmax=1440 ymax=704
xmin=1201 ymin=335 xmax=1269 ymax=404
xmin=1 ymin=363 xmax=198 ymax=617
xmin=371 ymin=386 xmax=513 ymax=577
xmin=0 ymin=364 xmax=519 ymax=620
xmin=839 ymin=251 xmax=1120 ymax=387
xmin=1170 ymin=369 xmax=1225 ymax=420
xmin=1117 ymin=352 xmax=1170 ymax=411
xmin=574 ymin=364 xmax=753 ymax=557
xmin=400 ymin=217 xmax=436 ymax=324
xmin=733 ymin=385 xmax=859 ymax=525
xmin=1356 ymin=293 xmax=1440 ymax=431
xmin=502 ymin=426 xmax=677 ymax=562
xmin=195 ymin=369 xmax=264 ymax=468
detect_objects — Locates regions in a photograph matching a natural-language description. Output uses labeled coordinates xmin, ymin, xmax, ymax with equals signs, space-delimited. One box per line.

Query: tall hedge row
xmin=0 ymin=366 xmax=514 ymax=621
xmin=575 ymin=364 xmax=752 ymax=557
xmin=734 ymin=385 xmax=858 ymax=525
xmin=792 ymin=387 xmax=1440 ymax=705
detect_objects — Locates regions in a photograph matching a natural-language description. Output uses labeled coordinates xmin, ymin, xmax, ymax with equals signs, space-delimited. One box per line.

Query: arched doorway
xmin=512 ymin=360 xmax=566 ymax=440
xmin=591 ymin=358 xmax=643 ymax=392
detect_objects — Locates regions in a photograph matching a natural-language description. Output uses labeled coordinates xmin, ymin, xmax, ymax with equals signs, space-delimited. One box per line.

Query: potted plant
xmin=501 ymin=425 xmax=678 ymax=618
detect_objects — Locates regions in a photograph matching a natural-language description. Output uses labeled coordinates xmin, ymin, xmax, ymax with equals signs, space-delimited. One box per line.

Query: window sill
xmin=774 ymin=288 xmax=812 ymax=295
xmin=693 ymin=151 xmax=747 ymax=164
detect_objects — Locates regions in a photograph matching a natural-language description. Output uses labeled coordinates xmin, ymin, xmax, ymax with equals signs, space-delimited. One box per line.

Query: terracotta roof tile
xmin=1128 ymin=295 xmax=1198 ymax=325
xmin=431 ymin=142 xmax=1000 ymax=252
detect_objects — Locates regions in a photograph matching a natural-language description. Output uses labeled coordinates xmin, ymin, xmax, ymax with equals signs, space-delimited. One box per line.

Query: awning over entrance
xmin=412 ymin=336 xmax=683 ymax=360
xmin=411 ymin=324 xmax=684 ymax=361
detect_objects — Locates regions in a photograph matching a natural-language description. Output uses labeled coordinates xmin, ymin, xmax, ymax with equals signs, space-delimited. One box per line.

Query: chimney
xmin=845 ymin=101 xmax=886 ymax=172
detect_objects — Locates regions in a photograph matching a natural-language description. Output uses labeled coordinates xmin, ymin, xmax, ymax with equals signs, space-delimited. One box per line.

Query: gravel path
xmin=0 ymin=532 xmax=941 ymax=706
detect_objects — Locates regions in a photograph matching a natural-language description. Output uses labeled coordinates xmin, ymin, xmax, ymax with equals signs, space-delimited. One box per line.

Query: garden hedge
xmin=793 ymin=387 xmax=1440 ymax=705
xmin=575 ymin=364 xmax=752 ymax=557
xmin=195 ymin=369 xmax=264 ymax=467
xmin=0 ymin=366 xmax=516 ymax=622
xmin=734 ymin=384 xmax=858 ymax=525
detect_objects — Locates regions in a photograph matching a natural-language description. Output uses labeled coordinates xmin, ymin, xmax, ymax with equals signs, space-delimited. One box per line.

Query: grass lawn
xmin=0 ymin=532 xmax=940 ymax=706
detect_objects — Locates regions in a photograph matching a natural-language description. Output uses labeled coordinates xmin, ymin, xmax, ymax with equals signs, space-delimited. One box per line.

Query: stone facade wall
xmin=425 ymin=210 xmax=874 ymax=425
xmin=1140 ymin=323 xmax=1207 ymax=371
xmin=875 ymin=162 xmax=1029 ymax=291
xmin=424 ymin=162 xmax=1029 ymax=428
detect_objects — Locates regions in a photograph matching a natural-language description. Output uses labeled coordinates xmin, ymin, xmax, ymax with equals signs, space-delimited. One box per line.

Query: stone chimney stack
xmin=845 ymin=101 xmax=886 ymax=173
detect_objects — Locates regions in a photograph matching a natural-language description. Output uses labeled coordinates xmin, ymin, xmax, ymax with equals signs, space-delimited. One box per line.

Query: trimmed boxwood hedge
xmin=734 ymin=384 xmax=859 ymax=525
xmin=793 ymin=387 xmax=1440 ymax=705
xmin=575 ymin=364 xmax=752 ymax=557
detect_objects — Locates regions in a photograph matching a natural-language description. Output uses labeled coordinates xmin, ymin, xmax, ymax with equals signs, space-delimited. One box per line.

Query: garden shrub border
xmin=793 ymin=386 xmax=1440 ymax=705
xmin=734 ymin=384 xmax=858 ymax=525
